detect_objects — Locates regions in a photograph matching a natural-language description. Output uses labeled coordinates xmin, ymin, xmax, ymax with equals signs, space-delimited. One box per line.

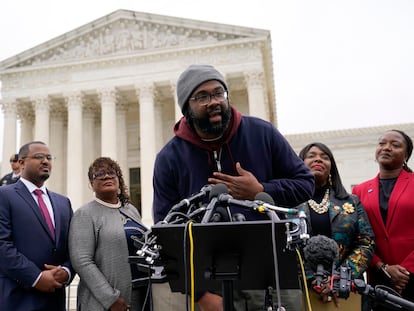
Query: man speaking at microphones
xmin=152 ymin=64 xmax=314 ymax=311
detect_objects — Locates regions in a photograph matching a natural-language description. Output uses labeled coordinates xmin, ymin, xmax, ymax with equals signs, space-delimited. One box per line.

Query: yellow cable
xmin=296 ymin=248 xmax=312 ymax=311
xmin=188 ymin=222 xmax=195 ymax=311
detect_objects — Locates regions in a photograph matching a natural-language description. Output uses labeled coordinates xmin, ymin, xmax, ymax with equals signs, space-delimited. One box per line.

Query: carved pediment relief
xmin=6 ymin=10 xmax=262 ymax=69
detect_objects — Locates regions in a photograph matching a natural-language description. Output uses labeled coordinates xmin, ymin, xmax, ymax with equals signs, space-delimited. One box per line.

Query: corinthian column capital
xmin=32 ymin=96 xmax=50 ymax=111
xmin=0 ymin=98 xmax=17 ymax=115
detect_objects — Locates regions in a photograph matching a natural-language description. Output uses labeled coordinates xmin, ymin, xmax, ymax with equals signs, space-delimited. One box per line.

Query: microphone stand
xmin=201 ymin=197 xmax=220 ymax=223
xmin=264 ymin=207 xmax=285 ymax=310
xmin=353 ymin=279 xmax=414 ymax=311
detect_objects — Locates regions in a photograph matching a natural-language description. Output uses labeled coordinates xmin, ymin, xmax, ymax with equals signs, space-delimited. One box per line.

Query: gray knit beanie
xmin=177 ymin=64 xmax=228 ymax=114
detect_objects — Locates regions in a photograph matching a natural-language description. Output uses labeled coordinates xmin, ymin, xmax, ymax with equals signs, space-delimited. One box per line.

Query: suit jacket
xmin=296 ymin=189 xmax=375 ymax=278
xmin=0 ymin=180 xmax=74 ymax=311
xmin=352 ymin=169 xmax=414 ymax=274
xmin=69 ymin=200 xmax=145 ymax=311
xmin=0 ymin=172 xmax=20 ymax=186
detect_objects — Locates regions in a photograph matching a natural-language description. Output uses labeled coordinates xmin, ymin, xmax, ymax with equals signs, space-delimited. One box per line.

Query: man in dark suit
xmin=0 ymin=153 xmax=21 ymax=185
xmin=0 ymin=141 xmax=74 ymax=311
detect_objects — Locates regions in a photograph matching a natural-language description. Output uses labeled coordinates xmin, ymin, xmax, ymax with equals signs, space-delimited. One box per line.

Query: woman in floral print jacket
xmin=296 ymin=142 xmax=375 ymax=310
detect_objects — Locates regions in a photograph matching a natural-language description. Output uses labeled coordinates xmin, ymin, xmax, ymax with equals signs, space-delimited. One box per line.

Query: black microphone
xmin=254 ymin=192 xmax=275 ymax=204
xmin=217 ymin=193 xmax=257 ymax=209
xmin=232 ymin=213 xmax=246 ymax=222
xmin=209 ymin=206 xmax=232 ymax=222
xmin=201 ymin=184 xmax=228 ymax=223
xmin=253 ymin=192 xmax=281 ymax=221
xmin=303 ymin=235 xmax=339 ymax=291
xmin=254 ymin=192 xmax=299 ymax=215
xmin=170 ymin=184 xmax=212 ymax=212
xmin=162 ymin=185 xmax=212 ymax=223
xmin=216 ymin=192 xmax=280 ymax=220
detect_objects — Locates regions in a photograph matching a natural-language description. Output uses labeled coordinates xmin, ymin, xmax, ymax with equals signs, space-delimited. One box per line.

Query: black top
xmin=379 ymin=177 xmax=397 ymax=224
xmin=309 ymin=185 xmax=332 ymax=237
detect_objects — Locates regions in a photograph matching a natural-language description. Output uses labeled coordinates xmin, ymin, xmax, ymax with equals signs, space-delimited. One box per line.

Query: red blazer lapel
xmin=366 ymin=175 xmax=387 ymax=232
xmin=387 ymin=170 xmax=410 ymax=227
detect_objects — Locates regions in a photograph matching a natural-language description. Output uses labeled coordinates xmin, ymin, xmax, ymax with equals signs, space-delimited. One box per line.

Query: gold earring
xmin=329 ymin=174 xmax=332 ymax=186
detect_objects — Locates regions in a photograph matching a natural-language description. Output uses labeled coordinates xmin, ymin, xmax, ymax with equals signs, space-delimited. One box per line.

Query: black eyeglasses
xmin=23 ymin=153 xmax=54 ymax=161
xmin=93 ymin=169 xmax=117 ymax=180
xmin=189 ymin=90 xmax=228 ymax=106
xmin=10 ymin=160 xmax=18 ymax=163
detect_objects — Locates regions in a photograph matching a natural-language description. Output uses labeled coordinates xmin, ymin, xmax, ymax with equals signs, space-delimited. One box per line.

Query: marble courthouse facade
xmin=0 ymin=10 xmax=275 ymax=225
xmin=1 ymin=10 xmax=413 ymax=228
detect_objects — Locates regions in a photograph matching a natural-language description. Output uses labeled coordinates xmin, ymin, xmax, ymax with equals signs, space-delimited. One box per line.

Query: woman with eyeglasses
xmin=69 ymin=157 xmax=150 ymax=311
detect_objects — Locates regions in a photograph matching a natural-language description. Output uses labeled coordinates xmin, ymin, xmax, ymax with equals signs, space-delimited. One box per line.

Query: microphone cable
xmin=183 ymin=221 xmax=196 ymax=311
xmin=189 ymin=222 xmax=195 ymax=311
xmin=295 ymin=247 xmax=313 ymax=311
xmin=140 ymin=264 xmax=153 ymax=311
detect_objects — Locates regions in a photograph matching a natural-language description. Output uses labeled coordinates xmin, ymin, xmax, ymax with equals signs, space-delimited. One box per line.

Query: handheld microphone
xmin=201 ymin=184 xmax=228 ymax=223
xmin=303 ymin=235 xmax=339 ymax=291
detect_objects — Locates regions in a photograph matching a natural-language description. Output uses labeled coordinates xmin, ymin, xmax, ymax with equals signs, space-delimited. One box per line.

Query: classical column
xmin=116 ymin=97 xmax=129 ymax=186
xmin=83 ymin=100 xmax=98 ymax=203
xmin=65 ymin=92 xmax=83 ymax=209
xmin=135 ymin=83 xmax=156 ymax=225
xmin=18 ymin=104 xmax=34 ymax=146
xmin=48 ymin=104 xmax=66 ymax=194
xmin=0 ymin=99 xmax=17 ymax=176
xmin=244 ymin=70 xmax=267 ymax=120
xmin=98 ymin=88 xmax=117 ymax=159
xmin=170 ymin=82 xmax=182 ymax=122
xmin=33 ymin=96 xmax=50 ymax=144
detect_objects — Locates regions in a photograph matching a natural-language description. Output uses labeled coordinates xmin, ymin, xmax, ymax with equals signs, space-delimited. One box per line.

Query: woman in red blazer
xmin=353 ymin=129 xmax=414 ymax=310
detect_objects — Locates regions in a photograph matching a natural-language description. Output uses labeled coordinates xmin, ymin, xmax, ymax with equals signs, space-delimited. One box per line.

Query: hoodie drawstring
xmin=213 ymin=149 xmax=222 ymax=172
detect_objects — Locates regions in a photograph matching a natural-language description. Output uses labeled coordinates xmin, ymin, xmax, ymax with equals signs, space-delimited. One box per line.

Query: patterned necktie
xmin=34 ymin=189 xmax=55 ymax=240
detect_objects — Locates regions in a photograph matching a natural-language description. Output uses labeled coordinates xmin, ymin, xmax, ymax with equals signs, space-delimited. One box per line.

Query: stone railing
xmin=65 ymin=275 xmax=79 ymax=310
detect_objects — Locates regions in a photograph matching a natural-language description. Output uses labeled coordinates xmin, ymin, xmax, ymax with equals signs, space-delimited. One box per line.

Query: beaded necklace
xmin=308 ymin=188 xmax=330 ymax=214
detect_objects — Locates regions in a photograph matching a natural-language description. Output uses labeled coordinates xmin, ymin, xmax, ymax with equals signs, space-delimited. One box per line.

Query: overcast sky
xmin=1 ymin=0 xmax=414 ymax=158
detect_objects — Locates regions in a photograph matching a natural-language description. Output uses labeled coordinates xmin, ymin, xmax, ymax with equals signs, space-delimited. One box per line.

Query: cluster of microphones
xmin=161 ymin=183 xmax=302 ymax=225
xmin=132 ymin=184 xmax=414 ymax=310
xmin=303 ymin=235 xmax=414 ymax=310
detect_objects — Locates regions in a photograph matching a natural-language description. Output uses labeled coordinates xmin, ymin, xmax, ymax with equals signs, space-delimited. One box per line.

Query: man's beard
xmin=187 ymin=105 xmax=232 ymax=136
xmin=39 ymin=173 xmax=50 ymax=181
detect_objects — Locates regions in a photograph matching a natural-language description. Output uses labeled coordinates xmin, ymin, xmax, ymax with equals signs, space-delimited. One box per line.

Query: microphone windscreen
xmin=209 ymin=183 xmax=228 ymax=200
xmin=303 ymin=235 xmax=339 ymax=272
xmin=255 ymin=192 xmax=275 ymax=205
